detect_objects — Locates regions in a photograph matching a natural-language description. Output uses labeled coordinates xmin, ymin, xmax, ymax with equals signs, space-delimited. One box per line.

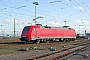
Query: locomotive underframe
xmin=20 ymin=36 xmax=76 ymax=43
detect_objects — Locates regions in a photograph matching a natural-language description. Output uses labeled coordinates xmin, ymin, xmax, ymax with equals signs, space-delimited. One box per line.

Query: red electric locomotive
xmin=20 ymin=24 xmax=76 ymax=43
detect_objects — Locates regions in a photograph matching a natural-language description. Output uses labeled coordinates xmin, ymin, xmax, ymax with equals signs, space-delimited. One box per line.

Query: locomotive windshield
xmin=23 ymin=26 xmax=30 ymax=31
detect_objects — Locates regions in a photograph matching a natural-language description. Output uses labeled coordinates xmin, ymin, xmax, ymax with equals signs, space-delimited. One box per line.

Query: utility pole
xmin=1 ymin=25 xmax=2 ymax=37
xmin=3 ymin=29 xmax=5 ymax=38
xmin=33 ymin=2 xmax=39 ymax=25
xmin=14 ymin=19 xmax=15 ymax=38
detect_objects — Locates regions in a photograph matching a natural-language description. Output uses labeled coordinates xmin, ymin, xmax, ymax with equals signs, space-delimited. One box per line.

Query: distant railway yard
xmin=0 ymin=38 xmax=89 ymax=60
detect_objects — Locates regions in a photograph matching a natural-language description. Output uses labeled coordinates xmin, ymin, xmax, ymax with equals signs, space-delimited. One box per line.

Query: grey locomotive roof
xmin=42 ymin=25 xmax=71 ymax=30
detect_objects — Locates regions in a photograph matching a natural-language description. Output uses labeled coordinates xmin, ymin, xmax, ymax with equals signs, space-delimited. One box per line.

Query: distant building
xmin=85 ymin=33 xmax=90 ymax=39
xmin=77 ymin=34 xmax=85 ymax=38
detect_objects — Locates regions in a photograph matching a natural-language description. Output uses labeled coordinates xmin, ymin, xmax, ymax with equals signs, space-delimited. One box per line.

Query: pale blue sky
xmin=0 ymin=0 xmax=90 ymax=36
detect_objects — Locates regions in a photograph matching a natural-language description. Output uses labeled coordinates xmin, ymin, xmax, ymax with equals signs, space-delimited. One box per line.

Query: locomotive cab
xmin=20 ymin=26 xmax=30 ymax=41
xmin=20 ymin=25 xmax=41 ymax=42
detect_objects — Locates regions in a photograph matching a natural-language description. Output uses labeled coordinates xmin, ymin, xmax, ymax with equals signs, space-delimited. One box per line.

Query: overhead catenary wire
xmin=81 ymin=0 xmax=90 ymax=11
xmin=0 ymin=0 xmax=90 ymax=25
xmin=0 ymin=0 xmax=81 ymax=22
xmin=70 ymin=0 xmax=86 ymax=15
xmin=48 ymin=0 xmax=90 ymax=21
xmin=0 ymin=0 xmax=84 ymax=21
xmin=78 ymin=0 xmax=90 ymax=16
xmin=70 ymin=0 xmax=90 ymax=19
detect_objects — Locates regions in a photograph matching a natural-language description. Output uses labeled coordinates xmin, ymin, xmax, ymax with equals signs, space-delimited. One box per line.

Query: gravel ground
xmin=0 ymin=50 xmax=50 ymax=60
xmin=0 ymin=44 xmax=73 ymax=60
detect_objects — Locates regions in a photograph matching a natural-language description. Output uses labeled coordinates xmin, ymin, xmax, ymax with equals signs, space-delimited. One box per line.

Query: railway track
xmin=0 ymin=40 xmax=89 ymax=49
xmin=0 ymin=41 xmax=63 ymax=49
xmin=27 ymin=42 xmax=90 ymax=60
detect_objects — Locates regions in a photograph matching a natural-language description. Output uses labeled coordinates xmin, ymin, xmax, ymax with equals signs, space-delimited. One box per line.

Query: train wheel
xmin=43 ymin=40 xmax=47 ymax=43
xmin=63 ymin=38 xmax=66 ymax=42
xmin=36 ymin=40 xmax=40 ymax=44
xmin=46 ymin=40 xmax=50 ymax=43
xmin=63 ymin=40 xmax=66 ymax=42
xmin=66 ymin=38 xmax=70 ymax=42
xmin=59 ymin=38 xmax=63 ymax=42
xmin=72 ymin=38 xmax=75 ymax=41
xmin=67 ymin=38 xmax=70 ymax=42
xmin=59 ymin=39 xmax=63 ymax=42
